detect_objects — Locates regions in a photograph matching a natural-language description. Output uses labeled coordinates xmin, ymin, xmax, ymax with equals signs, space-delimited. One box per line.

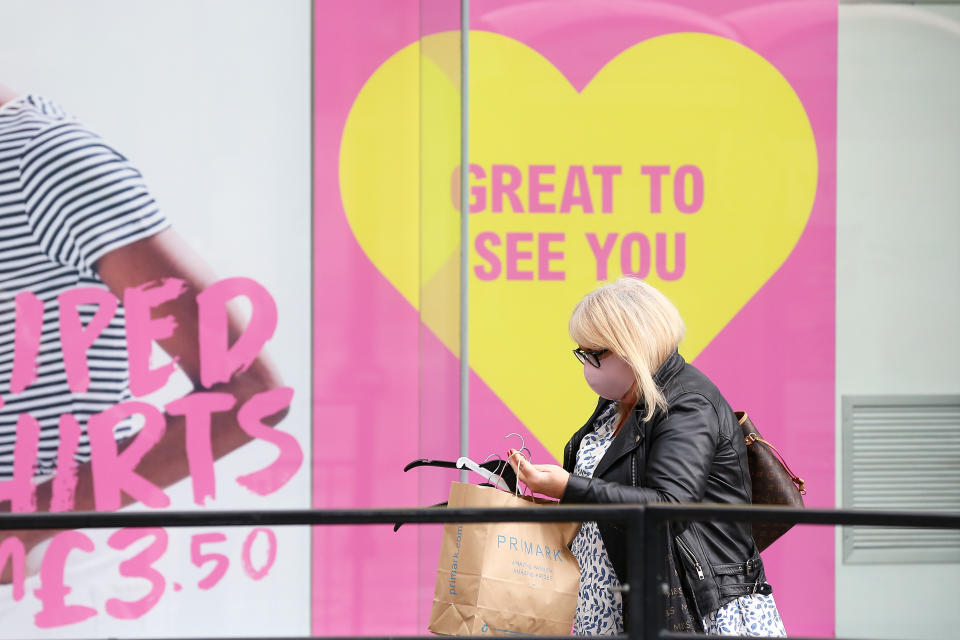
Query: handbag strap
xmin=738 ymin=413 xmax=807 ymax=495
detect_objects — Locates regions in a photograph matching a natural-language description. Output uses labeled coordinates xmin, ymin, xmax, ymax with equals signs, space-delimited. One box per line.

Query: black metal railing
xmin=2 ymin=504 xmax=959 ymax=640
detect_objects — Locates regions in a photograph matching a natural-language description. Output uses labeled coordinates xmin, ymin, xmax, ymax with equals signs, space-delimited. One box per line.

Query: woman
xmin=508 ymin=277 xmax=786 ymax=636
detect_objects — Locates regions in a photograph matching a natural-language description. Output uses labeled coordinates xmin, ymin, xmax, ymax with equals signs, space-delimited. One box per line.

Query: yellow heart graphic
xmin=340 ymin=31 xmax=816 ymax=458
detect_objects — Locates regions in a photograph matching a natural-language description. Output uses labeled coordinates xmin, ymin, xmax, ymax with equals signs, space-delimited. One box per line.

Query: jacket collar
xmin=593 ymin=408 xmax=642 ymax=479
xmin=564 ymin=398 xmax=610 ymax=471
xmin=654 ymin=350 xmax=685 ymax=388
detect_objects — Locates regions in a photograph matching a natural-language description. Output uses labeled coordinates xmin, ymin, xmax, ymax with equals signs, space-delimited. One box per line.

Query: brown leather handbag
xmin=735 ymin=411 xmax=806 ymax=552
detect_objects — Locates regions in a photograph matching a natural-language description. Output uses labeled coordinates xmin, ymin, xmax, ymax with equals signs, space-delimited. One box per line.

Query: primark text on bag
xmin=428 ymin=482 xmax=581 ymax=636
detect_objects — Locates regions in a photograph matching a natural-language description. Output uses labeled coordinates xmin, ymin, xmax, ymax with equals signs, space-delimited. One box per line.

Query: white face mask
xmin=583 ymin=353 xmax=635 ymax=401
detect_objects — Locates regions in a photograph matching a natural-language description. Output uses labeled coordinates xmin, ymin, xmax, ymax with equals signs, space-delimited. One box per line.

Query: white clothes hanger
xmin=504 ymin=432 xmax=532 ymax=463
xmin=456 ymin=456 xmax=511 ymax=491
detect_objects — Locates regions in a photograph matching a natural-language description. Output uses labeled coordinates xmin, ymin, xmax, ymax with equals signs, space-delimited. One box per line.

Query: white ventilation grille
xmin=842 ymin=395 xmax=960 ymax=564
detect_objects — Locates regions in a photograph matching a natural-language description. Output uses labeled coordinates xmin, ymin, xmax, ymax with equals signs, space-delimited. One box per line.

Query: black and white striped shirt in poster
xmin=0 ymin=94 xmax=169 ymax=480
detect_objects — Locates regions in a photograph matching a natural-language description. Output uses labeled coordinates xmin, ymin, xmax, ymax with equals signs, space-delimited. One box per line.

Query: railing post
xmin=626 ymin=507 xmax=645 ymax=640
xmin=643 ymin=506 xmax=664 ymax=640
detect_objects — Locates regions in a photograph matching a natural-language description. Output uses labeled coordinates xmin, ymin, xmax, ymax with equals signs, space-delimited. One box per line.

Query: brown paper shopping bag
xmin=428 ymin=482 xmax=581 ymax=636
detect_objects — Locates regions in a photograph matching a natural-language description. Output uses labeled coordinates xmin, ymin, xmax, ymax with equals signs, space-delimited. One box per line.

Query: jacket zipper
xmin=675 ymin=536 xmax=705 ymax=580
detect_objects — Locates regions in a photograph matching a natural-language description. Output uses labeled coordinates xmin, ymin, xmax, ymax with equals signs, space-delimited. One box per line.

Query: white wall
xmin=836 ymin=3 xmax=960 ymax=638
xmin=0 ymin=1 xmax=312 ymax=637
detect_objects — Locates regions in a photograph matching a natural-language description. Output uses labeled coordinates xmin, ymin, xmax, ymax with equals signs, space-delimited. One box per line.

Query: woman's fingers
xmin=507 ymin=448 xmax=524 ymax=470
xmin=507 ymin=448 xmax=533 ymax=488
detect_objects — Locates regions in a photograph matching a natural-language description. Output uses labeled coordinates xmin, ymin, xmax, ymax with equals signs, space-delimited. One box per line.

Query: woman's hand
xmin=507 ymin=448 xmax=570 ymax=500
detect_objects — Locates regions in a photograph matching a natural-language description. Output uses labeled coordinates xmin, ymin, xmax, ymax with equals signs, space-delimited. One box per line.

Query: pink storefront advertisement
xmin=314 ymin=0 xmax=836 ymax=635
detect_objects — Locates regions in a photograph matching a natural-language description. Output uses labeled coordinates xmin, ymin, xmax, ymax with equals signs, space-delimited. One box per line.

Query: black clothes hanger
xmin=403 ymin=458 xmax=458 ymax=472
xmin=403 ymin=457 xmax=518 ymax=492
xmin=394 ymin=457 xmax=520 ymax=531
xmin=393 ymin=500 xmax=447 ymax=532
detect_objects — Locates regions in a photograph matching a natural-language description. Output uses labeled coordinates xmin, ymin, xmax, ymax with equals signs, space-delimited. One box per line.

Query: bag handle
xmin=738 ymin=412 xmax=807 ymax=495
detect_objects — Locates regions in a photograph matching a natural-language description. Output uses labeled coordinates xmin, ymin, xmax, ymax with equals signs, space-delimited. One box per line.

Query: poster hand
xmin=0 ymin=528 xmax=47 ymax=585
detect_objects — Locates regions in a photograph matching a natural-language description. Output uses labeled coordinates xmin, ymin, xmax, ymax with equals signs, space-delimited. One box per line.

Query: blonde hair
xmin=569 ymin=277 xmax=685 ymax=423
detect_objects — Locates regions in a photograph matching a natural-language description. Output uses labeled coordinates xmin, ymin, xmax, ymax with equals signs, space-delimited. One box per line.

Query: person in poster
xmin=0 ymin=82 xmax=291 ymax=588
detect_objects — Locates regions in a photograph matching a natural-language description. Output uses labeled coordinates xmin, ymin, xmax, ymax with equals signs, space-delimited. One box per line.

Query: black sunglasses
xmin=572 ymin=347 xmax=609 ymax=368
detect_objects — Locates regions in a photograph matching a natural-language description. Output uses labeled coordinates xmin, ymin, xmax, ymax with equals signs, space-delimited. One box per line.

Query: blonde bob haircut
xmin=569 ymin=277 xmax=685 ymax=423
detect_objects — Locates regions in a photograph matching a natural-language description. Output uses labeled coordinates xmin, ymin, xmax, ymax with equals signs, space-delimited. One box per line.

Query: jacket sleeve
xmin=561 ymin=392 xmax=719 ymax=505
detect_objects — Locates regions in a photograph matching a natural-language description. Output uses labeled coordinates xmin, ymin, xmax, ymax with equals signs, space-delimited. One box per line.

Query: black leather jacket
xmin=561 ymin=351 xmax=770 ymax=620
